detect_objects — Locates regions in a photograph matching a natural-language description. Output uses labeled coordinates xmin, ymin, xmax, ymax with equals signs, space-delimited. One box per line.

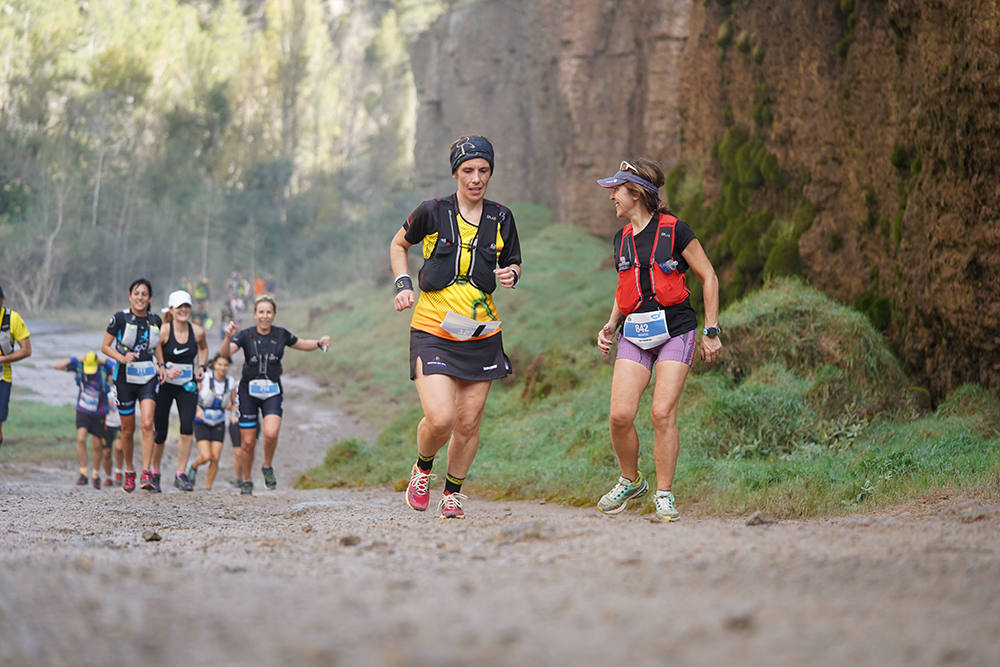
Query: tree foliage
xmin=0 ymin=0 xmax=448 ymax=310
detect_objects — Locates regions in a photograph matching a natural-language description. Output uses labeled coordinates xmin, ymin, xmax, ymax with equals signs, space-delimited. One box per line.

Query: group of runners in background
xmin=52 ymin=273 xmax=326 ymax=497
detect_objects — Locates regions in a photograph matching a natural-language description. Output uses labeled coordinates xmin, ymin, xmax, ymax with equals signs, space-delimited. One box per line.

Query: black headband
xmin=450 ymin=135 xmax=494 ymax=173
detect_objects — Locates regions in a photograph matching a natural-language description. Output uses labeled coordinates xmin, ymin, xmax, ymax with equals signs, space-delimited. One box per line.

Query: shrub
xmin=763 ymin=237 xmax=802 ymax=278
xmin=716 ymin=19 xmax=734 ymax=49
xmin=736 ymin=29 xmax=751 ymax=53
xmin=890 ymin=145 xmax=910 ymax=170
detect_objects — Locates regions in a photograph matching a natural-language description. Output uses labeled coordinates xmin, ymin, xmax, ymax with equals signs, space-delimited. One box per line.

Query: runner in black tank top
xmin=220 ymin=294 xmax=330 ymax=496
xmin=153 ymin=290 xmax=208 ymax=492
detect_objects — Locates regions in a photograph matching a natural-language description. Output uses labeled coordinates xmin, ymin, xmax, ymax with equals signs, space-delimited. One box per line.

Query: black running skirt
xmin=409 ymin=329 xmax=511 ymax=382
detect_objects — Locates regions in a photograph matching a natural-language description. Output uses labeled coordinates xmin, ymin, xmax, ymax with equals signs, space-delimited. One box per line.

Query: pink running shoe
xmin=114 ymin=471 xmax=123 ymax=486
xmin=405 ymin=464 xmax=434 ymax=512
xmin=122 ymin=471 xmax=136 ymax=493
xmin=139 ymin=470 xmax=154 ymax=491
xmin=438 ymin=491 xmax=467 ymax=519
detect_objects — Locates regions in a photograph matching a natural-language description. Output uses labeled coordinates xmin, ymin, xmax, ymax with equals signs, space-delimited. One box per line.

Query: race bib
xmin=623 ymin=310 xmax=671 ymax=350
xmin=77 ymin=389 xmax=101 ymax=413
xmin=201 ymin=408 xmax=226 ymax=426
xmin=440 ymin=311 xmax=501 ymax=341
xmin=248 ymin=378 xmax=281 ymax=399
xmin=165 ymin=362 xmax=193 ymax=386
xmin=125 ymin=360 xmax=156 ymax=384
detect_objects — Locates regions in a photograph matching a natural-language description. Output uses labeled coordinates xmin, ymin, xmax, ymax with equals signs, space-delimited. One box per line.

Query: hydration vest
xmin=416 ymin=195 xmax=504 ymax=294
xmin=75 ymin=362 xmax=110 ymax=414
xmin=113 ymin=310 xmax=160 ymax=359
xmin=0 ymin=308 xmax=12 ymax=355
xmin=615 ymin=213 xmax=690 ymax=316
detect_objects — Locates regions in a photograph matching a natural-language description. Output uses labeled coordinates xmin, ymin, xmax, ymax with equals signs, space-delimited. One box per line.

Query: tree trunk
xmin=91 ymin=146 xmax=105 ymax=227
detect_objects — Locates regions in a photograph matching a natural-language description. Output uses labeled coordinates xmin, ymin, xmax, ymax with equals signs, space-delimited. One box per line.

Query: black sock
xmin=416 ymin=453 xmax=434 ymax=473
xmin=444 ymin=473 xmax=464 ymax=495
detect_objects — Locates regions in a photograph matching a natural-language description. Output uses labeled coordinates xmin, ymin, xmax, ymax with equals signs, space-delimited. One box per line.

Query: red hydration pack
xmin=615 ymin=213 xmax=690 ymax=316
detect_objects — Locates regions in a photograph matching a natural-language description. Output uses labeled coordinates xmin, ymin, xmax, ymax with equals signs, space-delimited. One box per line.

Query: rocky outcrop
xmin=409 ymin=0 xmax=1000 ymax=400
xmin=409 ymin=0 xmax=692 ymax=229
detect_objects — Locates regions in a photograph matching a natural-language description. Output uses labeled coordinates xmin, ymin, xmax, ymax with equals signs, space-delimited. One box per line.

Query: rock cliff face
xmin=409 ymin=0 xmax=1000 ymax=400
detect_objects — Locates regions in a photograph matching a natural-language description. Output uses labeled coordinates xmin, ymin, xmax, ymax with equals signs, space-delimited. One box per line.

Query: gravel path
xmin=2 ymin=327 xmax=999 ymax=666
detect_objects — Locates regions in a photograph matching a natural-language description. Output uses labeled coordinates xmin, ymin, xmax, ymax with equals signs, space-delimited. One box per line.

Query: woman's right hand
xmin=393 ymin=289 xmax=415 ymax=312
xmin=223 ymin=321 xmax=238 ymax=338
xmin=597 ymin=321 xmax=617 ymax=355
xmin=122 ymin=351 xmax=138 ymax=364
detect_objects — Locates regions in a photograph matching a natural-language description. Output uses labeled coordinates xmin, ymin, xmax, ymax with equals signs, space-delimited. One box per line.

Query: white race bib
xmin=200 ymin=408 xmax=226 ymax=426
xmin=248 ymin=378 xmax=281 ymax=399
xmin=77 ymin=389 xmax=101 ymax=413
xmin=125 ymin=360 xmax=156 ymax=384
xmin=440 ymin=311 xmax=501 ymax=341
xmin=623 ymin=310 xmax=671 ymax=350
xmin=165 ymin=362 xmax=193 ymax=386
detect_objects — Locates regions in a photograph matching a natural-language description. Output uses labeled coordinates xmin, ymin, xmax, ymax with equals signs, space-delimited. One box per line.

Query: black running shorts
xmin=409 ymin=329 xmax=512 ymax=382
xmin=76 ymin=410 xmax=107 ymax=439
xmin=194 ymin=420 xmax=226 ymax=443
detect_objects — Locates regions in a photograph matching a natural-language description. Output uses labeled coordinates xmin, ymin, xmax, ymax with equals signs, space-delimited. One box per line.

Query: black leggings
xmin=154 ymin=383 xmax=197 ymax=443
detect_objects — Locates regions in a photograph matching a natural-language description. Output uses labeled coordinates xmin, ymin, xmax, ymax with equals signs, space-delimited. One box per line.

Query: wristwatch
xmin=703 ymin=325 xmax=722 ymax=338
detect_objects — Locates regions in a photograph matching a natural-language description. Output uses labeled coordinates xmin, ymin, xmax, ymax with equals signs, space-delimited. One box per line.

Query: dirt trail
xmin=1 ymin=326 xmax=999 ymax=666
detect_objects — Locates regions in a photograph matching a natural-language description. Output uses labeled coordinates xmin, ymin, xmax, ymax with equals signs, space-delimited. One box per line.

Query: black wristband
xmin=394 ymin=275 xmax=413 ymax=295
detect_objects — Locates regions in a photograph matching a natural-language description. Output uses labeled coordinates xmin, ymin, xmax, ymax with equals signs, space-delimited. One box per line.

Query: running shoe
xmin=76 ymin=473 xmax=89 ymax=486
xmin=240 ymin=481 xmax=253 ymax=496
xmin=174 ymin=473 xmax=194 ymax=492
xmin=105 ymin=477 xmax=114 ymax=488
xmin=122 ymin=471 xmax=136 ymax=493
xmin=262 ymin=466 xmax=277 ymax=490
xmin=597 ymin=472 xmax=649 ymax=515
xmin=151 ymin=472 xmax=162 ymax=494
xmin=405 ymin=464 xmax=435 ymax=512
xmin=139 ymin=470 xmax=154 ymax=491
xmin=653 ymin=490 xmax=679 ymax=522
xmin=114 ymin=471 xmax=123 ymax=486
xmin=92 ymin=476 xmax=101 ymax=490
xmin=438 ymin=491 xmax=467 ymax=519
xmin=186 ymin=462 xmax=197 ymax=486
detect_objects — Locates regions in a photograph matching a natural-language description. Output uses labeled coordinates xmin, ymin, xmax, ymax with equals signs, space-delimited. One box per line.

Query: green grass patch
xmin=0 ymin=397 xmax=78 ymax=462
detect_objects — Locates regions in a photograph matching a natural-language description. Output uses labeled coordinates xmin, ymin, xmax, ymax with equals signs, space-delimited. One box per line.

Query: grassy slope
xmin=287 ymin=203 xmax=1000 ymax=516
xmin=0 ymin=396 xmax=78 ymax=462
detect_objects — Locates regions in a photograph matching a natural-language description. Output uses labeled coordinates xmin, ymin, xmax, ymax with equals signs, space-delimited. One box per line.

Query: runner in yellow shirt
xmin=0 ymin=284 xmax=33 ymax=447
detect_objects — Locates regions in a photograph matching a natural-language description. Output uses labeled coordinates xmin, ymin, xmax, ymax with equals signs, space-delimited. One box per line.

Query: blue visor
xmin=596 ymin=170 xmax=659 ymax=195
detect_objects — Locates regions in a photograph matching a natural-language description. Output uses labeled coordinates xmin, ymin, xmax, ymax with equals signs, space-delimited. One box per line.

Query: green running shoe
xmin=240 ymin=481 xmax=253 ymax=496
xmin=262 ymin=466 xmax=277 ymax=490
xmin=653 ymin=490 xmax=679 ymax=522
xmin=597 ymin=472 xmax=648 ymax=515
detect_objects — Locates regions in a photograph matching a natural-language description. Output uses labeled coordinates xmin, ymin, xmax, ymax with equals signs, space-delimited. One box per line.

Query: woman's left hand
xmin=494 ymin=266 xmax=519 ymax=289
xmin=699 ymin=335 xmax=722 ymax=363
xmin=318 ymin=335 xmax=331 ymax=350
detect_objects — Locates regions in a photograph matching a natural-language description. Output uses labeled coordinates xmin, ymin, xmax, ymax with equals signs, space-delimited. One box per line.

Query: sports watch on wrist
xmin=703 ymin=325 xmax=722 ymax=338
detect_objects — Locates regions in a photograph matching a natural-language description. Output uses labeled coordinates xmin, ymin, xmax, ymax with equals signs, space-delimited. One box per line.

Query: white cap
xmin=168 ymin=290 xmax=193 ymax=309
